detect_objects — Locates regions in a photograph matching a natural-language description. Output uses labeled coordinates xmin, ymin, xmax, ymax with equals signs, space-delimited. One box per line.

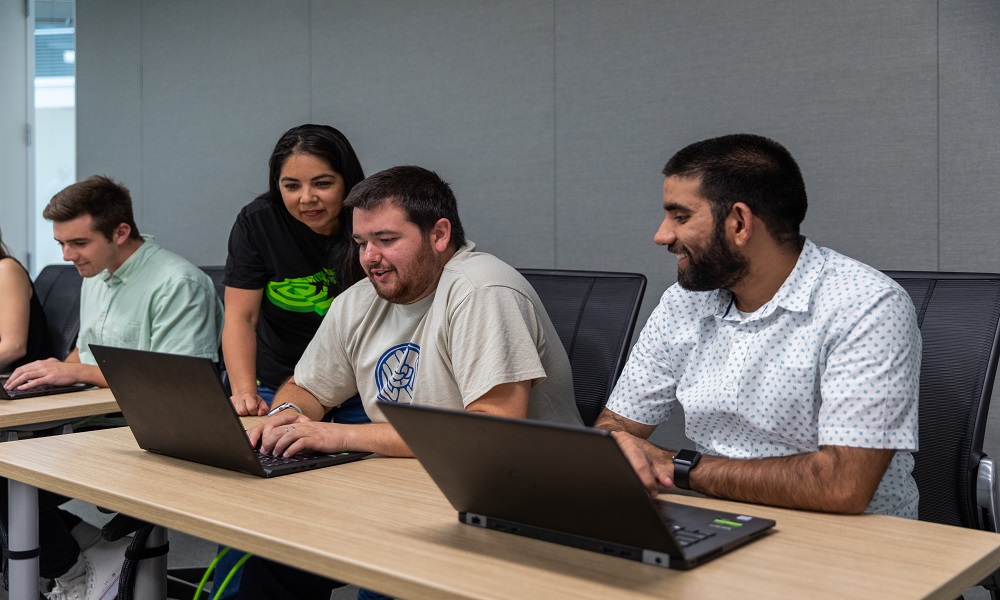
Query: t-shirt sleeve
xmin=604 ymin=291 xmax=679 ymax=426
xmin=448 ymin=286 xmax=548 ymax=406
xmin=817 ymin=286 xmax=920 ymax=450
xmin=148 ymin=276 xmax=223 ymax=360
xmin=293 ymin=300 xmax=359 ymax=408
xmin=223 ymin=207 xmax=269 ymax=289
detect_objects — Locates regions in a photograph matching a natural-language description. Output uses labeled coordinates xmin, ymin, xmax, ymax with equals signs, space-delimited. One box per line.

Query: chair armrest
xmin=977 ymin=456 xmax=1000 ymax=533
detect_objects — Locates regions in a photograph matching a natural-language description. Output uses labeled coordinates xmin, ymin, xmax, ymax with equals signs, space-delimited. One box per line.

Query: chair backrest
xmin=32 ymin=265 xmax=84 ymax=360
xmin=199 ymin=266 xmax=227 ymax=304
xmin=517 ymin=269 xmax=647 ymax=426
xmin=883 ymin=271 xmax=1000 ymax=528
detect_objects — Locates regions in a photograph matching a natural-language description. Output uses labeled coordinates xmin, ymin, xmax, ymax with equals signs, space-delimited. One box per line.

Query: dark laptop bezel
xmin=91 ymin=345 xmax=369 ymax=477
xmin=378 ymin=401 xmax=774 ymax=569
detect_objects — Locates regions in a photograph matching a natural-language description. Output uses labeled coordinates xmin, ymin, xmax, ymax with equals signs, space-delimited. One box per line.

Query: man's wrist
xmin=672 ymin=449 xmax=702 ymax=490
xmin=267 ymin=402 xmax=303 ymax=416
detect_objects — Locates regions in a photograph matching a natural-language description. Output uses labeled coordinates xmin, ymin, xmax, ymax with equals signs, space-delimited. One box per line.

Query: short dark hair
xmin=663 ymin=134 xmax=807 ymax=249
xmin=344 ymin=166 xmax=467 ymax=250
xmin=266 ymin=124 xmax=367 ymax=286
xmin=43 ymin=175 xmax=141 ymax=241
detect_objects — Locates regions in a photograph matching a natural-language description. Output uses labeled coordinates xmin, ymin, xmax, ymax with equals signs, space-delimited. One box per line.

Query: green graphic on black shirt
xmin=266 ymin=269 xmax=337 ymax=316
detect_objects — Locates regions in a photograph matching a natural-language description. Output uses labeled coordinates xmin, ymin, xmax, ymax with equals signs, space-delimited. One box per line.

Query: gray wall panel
xmin=139 ymin=0 xmax=312 ymax=265
xmin=555 ymin=1 xmax=939 ymax=327
xmin=939 ymin=0 xmax=1000 ymax=272
xmin=76 ymin=0 xmax=143 ymax=224
xmin=310 ymin=1 xmax=556 ymax=269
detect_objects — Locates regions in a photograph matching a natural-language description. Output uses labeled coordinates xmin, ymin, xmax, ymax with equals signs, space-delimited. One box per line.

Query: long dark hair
xmin=266 ymin=124 xmax=366 ymax=288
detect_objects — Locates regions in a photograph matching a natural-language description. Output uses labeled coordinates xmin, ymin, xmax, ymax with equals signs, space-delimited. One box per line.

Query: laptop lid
xmin=379 ymin=401 xmax=774 ymax=569
xmin=0 ymin=375 xmax=95 ymax=400
xmin=90 ymin=345 xmax=368 ymax=477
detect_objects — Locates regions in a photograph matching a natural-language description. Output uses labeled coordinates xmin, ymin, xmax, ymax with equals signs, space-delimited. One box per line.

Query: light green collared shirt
xmin=77 ymin=236 xmax=223 ymax=365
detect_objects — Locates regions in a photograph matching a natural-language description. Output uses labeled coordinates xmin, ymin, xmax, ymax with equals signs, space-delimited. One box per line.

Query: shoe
xmin=47 ymin=536 xmax=132 ymax=600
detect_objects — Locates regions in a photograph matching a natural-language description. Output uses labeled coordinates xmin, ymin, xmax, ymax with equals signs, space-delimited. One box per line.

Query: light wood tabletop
xmin=0 ymin=386 xmax=118 ymax=429
xmin=0 ymin=425 xmax=998 ymax=599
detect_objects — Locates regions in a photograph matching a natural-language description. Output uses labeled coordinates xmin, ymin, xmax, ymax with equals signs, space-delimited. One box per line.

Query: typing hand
xmin=3 ymin=359 xmax=76 ymax=391
xmin=230 ymin=392 xmax=267 ymax=416
xmin=610 ymin=431 xmax=675 ymax=497
xmin=247 ymin=410 xmax=310 ymax=454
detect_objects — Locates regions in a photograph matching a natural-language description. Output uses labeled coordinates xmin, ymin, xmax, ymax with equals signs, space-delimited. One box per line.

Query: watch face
xmin=675 ymin=449 xmax=699 ymax=464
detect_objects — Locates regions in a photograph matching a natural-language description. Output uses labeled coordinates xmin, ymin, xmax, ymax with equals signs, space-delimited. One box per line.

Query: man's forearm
xmin=272 ymin=378 xmax=327 ymax=421
xmin=339 ymin=422 xmax=413 ymax=457
xmin=593 ymin=408 xmax=657 ymax=438
xmin=689 ymin=446 xmax=895 ymax=514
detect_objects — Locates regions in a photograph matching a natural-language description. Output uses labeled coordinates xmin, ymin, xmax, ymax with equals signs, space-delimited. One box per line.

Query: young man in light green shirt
xmin=4 ymin=175 xmax=223 ymax=390
xmin=2 ymin=174 xmax=223 ymax=600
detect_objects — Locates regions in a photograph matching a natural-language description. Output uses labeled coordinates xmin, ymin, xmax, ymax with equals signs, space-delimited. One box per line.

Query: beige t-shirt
xmin=295 ymin=242 xmax=582 ymax=425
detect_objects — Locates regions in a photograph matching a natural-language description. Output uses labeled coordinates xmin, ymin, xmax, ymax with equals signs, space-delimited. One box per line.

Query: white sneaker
xmin=47 ymin=536 xmax=132 ymax=600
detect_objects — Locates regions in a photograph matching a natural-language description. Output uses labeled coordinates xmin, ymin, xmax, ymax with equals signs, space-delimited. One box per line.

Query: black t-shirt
xmin=223 ymin=194 xmax=351 ymax=389
xmin=3 ymin=258 xmax=53 ymax=370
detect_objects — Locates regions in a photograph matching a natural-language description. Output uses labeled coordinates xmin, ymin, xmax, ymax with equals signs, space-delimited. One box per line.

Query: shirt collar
xmin=699 ymin=238 xmax=824 ymax=321
xmin=101 ymin=235 xmax=158 ymax=287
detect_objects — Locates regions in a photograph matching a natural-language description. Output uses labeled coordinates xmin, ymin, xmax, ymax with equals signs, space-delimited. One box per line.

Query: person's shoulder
xmin=814 ymin=245 xmax=908 ymax=303
xmin=141 ymin=244 xmax=216 ymax=289
xmin=442 ymin=245 xmax=528 ymax=294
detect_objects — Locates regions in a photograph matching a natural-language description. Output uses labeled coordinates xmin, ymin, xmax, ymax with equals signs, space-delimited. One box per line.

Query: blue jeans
xmin=212 ymin=392 xmax=376 ymax=600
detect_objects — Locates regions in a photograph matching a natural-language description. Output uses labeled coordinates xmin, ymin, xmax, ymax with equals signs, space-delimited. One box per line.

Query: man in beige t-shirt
xmin=245 ymin=165 xmax=581 ymax=457
xmin=238 ymin=165 xmax=582 ymax=600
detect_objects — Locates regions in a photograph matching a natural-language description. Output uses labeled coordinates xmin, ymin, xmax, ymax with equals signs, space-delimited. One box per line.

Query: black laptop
xmin=379 ymin=402 xmax=775 ymax=569
xmin=90 ymin=345 xmax=370 ymax=477
xmin=0 ymin=375 xmax=95 ymax=400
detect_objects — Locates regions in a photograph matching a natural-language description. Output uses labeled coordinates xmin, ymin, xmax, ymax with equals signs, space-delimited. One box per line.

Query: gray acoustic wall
xmin=75 ymin=1 xmax=1000 ymax=451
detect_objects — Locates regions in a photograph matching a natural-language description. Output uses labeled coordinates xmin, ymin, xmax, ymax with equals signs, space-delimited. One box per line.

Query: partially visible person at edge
xmin=216 ymin=124 xmax=367 ymax=599
xmin=3 ymin=175 xmax=224 ymax=600
xmin=595 ymin=133 xmax=921 ymax=519
xmin=0 ymin=229 xmax=53 ymax=372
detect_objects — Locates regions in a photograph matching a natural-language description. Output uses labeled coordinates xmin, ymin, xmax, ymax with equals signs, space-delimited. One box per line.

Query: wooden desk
xmin=0 ymin=386 xmax=118 ymax=430
xmin=0 ymin=426 xmax=999 ymax=600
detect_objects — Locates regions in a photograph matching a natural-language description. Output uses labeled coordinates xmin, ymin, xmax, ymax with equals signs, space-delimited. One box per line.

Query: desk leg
xmin=133 ymin=525 xmax=167 ymax=599
xmin=7 ymin=479 xmax=39 ymax=600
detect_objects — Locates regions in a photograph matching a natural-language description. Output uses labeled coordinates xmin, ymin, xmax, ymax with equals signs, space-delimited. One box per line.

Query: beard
xmin=672 ymin=223 xmax=750 ymax=292
xmin=368 ymin=239 xmax=441 ymax=304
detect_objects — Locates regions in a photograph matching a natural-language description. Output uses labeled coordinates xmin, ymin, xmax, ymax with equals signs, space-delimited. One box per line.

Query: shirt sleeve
xmin=148 ymin=276 xmax=223 ymax=361
xmin=817 ymin=286 xmax=921 ymax=450
xmin=448 ymin=286 xmax=548 ymax=406
xmin=293 ymin=298 xmax=359 ymax=408
xmin=223 ymin=207 xmax=269 ymax=290
xmin=604 ymin=291 xmax=679 ymax=426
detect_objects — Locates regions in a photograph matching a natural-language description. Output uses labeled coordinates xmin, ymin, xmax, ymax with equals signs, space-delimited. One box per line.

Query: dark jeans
xmin=214 ymin=394 xmax=385 ymax=600
xmin=0 ymin=485 xmax=81 ymax=579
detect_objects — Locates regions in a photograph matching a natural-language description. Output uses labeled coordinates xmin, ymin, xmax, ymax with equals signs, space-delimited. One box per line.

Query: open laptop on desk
xmin=379 ymin=402 xmax=775 ymax=569
xmin=90 ymin=345 xmax=370 ymax=477
xmin=0 ymin=375 xmax=95 ymax=400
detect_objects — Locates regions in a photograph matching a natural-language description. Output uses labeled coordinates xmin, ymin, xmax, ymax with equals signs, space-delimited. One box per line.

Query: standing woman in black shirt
xmin=0 ymin=230 xmax=53 ymax=372
xmin=223 ymin=124 xmax=366 ymax=418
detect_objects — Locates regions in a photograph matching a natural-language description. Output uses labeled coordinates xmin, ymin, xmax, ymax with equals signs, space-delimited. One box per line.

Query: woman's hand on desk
xmin=4 ymin=358 xmax=80 ymax=390
xmin=231 ymin=391 xmax=268 ymax=416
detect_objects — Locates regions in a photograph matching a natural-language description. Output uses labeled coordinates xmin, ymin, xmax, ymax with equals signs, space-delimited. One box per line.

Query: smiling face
xmin=654 ymin=176 xmax=749 ymax=291
xmin=53 ymin=214 xmax=129 ymax=278
xmin=278 ymin=152 xmax=346 ymax=236
xmin=352 ymin=202 xmax=451 ymax=304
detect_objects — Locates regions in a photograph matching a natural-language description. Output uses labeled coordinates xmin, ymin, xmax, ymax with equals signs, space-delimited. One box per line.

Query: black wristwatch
xmin=672 ymin=449 xmax=702 ymax=490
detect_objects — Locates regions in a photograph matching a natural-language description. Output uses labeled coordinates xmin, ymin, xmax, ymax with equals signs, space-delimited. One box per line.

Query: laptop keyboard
xmin=670 ymin=525 xmax=716 ymax=547
xmin=255 ymin=451 xmax=319 ymax=467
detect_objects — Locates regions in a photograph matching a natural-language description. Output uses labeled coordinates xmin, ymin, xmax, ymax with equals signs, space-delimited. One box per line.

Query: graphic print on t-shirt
xmin=376 ymin=343 xmax=420 ymax=404
xmin=266 ymin=268 xmax=337 ymax=316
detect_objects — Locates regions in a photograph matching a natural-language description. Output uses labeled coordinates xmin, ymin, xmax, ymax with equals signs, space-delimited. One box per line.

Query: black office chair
xmin=33 ymin=265 xmax=84 ymax=360
xmin=517 ymin=269 xmax=647 ymax=426
xmin=884 ymin=271 xmax=1000 ymax=598
xmin=199 ymin=265 xmax=227 ymax=304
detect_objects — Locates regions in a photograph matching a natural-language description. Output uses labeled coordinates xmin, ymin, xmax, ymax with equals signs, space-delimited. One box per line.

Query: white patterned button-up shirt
xmin=606 ymin=239 xmax=921 ymax=517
